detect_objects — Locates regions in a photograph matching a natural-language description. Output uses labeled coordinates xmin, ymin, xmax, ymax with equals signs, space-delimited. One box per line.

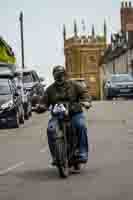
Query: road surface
xmin=0 ymin=100 xmax=133 ymax=200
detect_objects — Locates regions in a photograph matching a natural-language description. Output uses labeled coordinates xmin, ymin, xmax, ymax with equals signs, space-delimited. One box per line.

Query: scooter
xmin=49 ymin=102 xmax=90 ymax=178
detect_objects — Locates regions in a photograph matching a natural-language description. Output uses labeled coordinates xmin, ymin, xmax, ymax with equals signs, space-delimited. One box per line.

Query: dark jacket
xmin=41 ymin=80 xmax=90 ymax=115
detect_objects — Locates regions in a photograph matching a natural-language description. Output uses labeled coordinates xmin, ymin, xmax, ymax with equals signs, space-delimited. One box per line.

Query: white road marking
xmin=0 ymin=130 xmax=47 ymax=176
xmin=0 ymin=146 xmax=48 ymax=176
xmin=0 ymin=161 xmax=25 ymax=176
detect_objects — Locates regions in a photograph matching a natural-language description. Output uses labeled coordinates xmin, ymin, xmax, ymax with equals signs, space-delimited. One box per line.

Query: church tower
xmin=63 ymin=22 xmax=107 ymax=99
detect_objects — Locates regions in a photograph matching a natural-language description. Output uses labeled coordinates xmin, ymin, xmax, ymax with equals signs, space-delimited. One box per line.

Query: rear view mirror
xmin=39 ymin=77 xmax=46 ymax=87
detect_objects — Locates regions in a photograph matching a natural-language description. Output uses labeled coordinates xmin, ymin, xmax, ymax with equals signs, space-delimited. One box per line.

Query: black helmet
xmin=52 ymin=65 xmax=66 ymax=85
xmin=52 ymin=65 xmax=65 ymax=76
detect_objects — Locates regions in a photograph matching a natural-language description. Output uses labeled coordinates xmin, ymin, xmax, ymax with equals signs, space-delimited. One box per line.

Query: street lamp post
xmin=19 ymin=11 xmax=25 ymax=69
xmin=19 ymin=11 xmax=25 ymax=103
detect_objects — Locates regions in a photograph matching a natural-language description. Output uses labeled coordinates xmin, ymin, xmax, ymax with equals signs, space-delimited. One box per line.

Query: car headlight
xmin=110 ymin=83 xmax=116 ymax=88
xmin=1 ymin=100 xmax=13 ymax=110
xmin=107 ymin=82 xmax=115 ymax=88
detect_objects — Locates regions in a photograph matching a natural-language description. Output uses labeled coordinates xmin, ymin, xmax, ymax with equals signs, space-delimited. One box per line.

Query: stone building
xmin=101 ymin=1 xmax=133 ymax=79
xmin=100 ymin=1 xmax=133 ymax=99
xmin=63 ymin=21 xmax=107 ymax=100
xmin=121 ymin=1 xmax=133 ymax=43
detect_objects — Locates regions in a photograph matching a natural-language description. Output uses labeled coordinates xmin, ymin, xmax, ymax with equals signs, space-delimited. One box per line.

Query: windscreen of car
xmin=111 ymin=75 xmax=133 ymax=82
xmin=23 ymin=72 xmax=33 ymax=83
xmin=0 ymin=79 xmax=11 ymax=95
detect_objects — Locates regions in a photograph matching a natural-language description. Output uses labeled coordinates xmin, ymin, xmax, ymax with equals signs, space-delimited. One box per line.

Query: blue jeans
xmin=47 ymin=112 xmax=89 ymax=162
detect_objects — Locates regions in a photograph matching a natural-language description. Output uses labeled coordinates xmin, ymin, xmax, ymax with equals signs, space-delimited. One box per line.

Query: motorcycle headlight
xmin=1 ymin=100 xmax=13 ymax=110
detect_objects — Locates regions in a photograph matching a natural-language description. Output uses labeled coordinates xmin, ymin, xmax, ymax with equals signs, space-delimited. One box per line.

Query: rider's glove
xmin=80 ymin=101 xmax=92 ymax=109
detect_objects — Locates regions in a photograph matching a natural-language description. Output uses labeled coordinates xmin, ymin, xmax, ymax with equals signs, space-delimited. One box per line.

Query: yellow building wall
xmin=0 ymin=39 xmax=16 ymax=64
xmin=64 ymin=37 xmax=106 ymax=99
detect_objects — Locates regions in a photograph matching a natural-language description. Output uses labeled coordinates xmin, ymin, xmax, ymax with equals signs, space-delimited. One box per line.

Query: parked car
xmin=22 ymin=69 xmax=45 ymax=109
xmin=39 ymin=76 xmax=46 ymax=91
xmin=0 ymin=62 xmax=16 ymax=73
xmin=0 ymin=78 xmax=24 ymax=128
xmin=13 ymin=71 xmax=32 ymax=120
xmin=0 ymin=64 xmax=31 ymax=120
xmin=104 ymin=73 xmax=133 ymax=99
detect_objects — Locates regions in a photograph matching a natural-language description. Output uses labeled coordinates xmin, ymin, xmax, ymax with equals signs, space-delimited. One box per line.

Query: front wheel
xmin=19 ymin=105 xmax=25 ymax=124
xmin=73 ymin=163 xmax=81 ymax=173
xmin=55 ymin=138 xmax=69 ymax=178
xmin=58 ymin=161 xmax=69 ymax=178
xmin=28 ymin=102 xmax=32 ymax=117
xmin=24 ymin=112 xmax=29 ymax=120
xmin=12 ymin=111 xmax=20 ymax=128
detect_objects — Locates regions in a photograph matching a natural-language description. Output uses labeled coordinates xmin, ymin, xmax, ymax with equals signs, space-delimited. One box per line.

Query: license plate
xmin=120 ymin=89 xmax=130 ymax=92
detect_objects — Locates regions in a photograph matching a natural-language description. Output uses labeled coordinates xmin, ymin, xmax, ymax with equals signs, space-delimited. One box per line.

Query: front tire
xmin=73 ymin=163 xmax=81 ymax=173
xmin=74 ymin=163 xmax=81 ymax=170
xmin=20 ymin=113 xmax=25 ymax=124
xmin=12 ymin=111 xmax=20 ymax=128
xmin=24 ymin=112 xmax=29 ymax=120
xmin=29 ymin=104 xmax=32 ymax=117
xmin=24 ymin=102 xmax=31 ymax=120
xmin=55 ymin=138 xmax=69 ymax=178
xmin=29 ymin=102 xmax=32 ymax=117
xmin=58 ymin=161 xmax=69 ymax=178
xmin=19 ymin=105 xmax=24 ymax=124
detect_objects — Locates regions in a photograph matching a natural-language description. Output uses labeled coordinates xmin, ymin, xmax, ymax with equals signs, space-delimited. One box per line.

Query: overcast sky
xmin=0 ymin=0 xmax=122 ymax=83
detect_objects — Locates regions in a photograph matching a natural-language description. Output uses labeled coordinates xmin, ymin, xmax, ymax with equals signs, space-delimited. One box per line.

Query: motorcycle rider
xmin=40 ymin=65 xmax=91 ymax=164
